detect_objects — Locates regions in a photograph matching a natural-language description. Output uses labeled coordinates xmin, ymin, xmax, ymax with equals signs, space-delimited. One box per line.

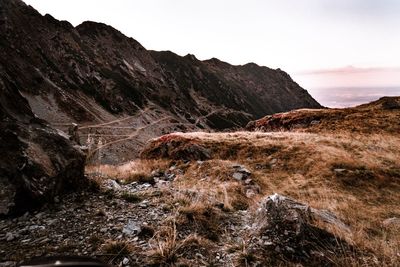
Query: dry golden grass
xmin=86 ymin=159 xmax=169 ymax=183
xmin=147 ymin=220 xmax=214 ymax=266
xmin=248 ymin=97 xmax=400 ymax=135
xmin=100 ymin=240 xmax=136 ymax=265
xmin=88 ymin=129 xmax=400 ymax=265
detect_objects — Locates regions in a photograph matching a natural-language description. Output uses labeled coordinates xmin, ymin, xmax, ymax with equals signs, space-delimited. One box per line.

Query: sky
xmin=23 ymin=0 xmax=400 ymax=107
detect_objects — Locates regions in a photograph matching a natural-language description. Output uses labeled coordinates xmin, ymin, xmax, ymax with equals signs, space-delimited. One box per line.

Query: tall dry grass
xmin=88 ymin=131 xmax=400 ymax=265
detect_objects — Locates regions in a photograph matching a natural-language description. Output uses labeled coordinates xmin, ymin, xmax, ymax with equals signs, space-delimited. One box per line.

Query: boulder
xmin=254 ymin=194 xmax=354 ymax=263
xmin=0 ymin=75 xmax=86 ymax=216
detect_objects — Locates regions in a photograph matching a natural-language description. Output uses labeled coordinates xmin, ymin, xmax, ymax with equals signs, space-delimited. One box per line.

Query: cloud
xmin=298 ymin=66 xmax=400 ymax=76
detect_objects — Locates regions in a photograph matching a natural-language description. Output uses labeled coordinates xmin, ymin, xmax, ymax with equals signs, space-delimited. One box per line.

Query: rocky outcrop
xmin=253 ymin=194 xmax=355 ymax=264
xmin=0 ymin=72 xmax=86 ymax=216
xmin=152 ymin=52 xmax=321 ymax=123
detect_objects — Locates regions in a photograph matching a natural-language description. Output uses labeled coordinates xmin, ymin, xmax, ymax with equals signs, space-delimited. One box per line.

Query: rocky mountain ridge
xmin=0 ymin=0 xmax=320 ymax=161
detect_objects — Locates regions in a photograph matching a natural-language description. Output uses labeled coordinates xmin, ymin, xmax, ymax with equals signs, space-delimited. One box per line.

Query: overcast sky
xmin=23 ymin=0 xmax=400 ymax=106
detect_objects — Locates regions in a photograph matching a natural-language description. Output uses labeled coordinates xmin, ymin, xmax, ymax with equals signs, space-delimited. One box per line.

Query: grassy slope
xmin=88 ymin=97 xmax=400 ymax=265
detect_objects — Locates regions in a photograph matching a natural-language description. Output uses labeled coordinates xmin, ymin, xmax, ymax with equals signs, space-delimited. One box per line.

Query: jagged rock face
xmin=0 ymin=0 xmax=321 ymax=131
xmin=0 ymin=72 xmax=86 ymax=216
xmin=152 ymin=52 xmax=321 ymax=122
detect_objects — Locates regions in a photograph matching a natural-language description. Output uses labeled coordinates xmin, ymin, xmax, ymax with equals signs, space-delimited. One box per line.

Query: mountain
xmin=0 ymin=0 xmax=320 ymax=162
xmin=1 ymin=1 xmax=399 ymax=265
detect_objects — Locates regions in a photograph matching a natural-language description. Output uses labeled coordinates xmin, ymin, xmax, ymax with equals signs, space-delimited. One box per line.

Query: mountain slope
xmin=246 ymin=96 xmax=400 ymax=134
xmin=0 ymin=0 xmax=321 ymax=162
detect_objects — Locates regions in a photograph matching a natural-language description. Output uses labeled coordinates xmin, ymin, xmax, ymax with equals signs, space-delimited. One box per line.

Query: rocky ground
xmin=0 ymin=156 xmax=388 ymax=266
xmin=0 ymin=171 xmax=248 ymax=266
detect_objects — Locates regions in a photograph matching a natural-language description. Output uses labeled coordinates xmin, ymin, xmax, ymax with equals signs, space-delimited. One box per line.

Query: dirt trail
xmin=87 ymin=116 xmax=173 ymax=158
xmin=80 ymin=107 xmax=150 ymax=129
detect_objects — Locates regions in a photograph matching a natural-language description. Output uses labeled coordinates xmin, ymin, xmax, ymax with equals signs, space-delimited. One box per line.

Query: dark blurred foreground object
xmin=0 ymin=75 xmax=87 ymax=217
xmin=19 ymin=256 xmax=110 ymax=267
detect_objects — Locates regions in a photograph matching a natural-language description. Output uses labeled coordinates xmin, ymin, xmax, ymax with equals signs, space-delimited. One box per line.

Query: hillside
xmin=246 ymin=96 xmax=400 ymax=134
xmin=0 ymin=0 xmax=320 ymax=162
xmin=2 ymin=98 xmax=399 ymax=266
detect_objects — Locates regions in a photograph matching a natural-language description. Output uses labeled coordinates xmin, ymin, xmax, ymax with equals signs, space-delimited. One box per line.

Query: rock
xmin=232 ymin=172 xmax=244 ymax=181
xmin=246 ymin=189 xmax=256 ymax=198
xmin=233 ymin=164 xmax=251 ymax=174
xmin=122 ymin=257 xmax=129 ymax=265
xmin=383 ymin=217 xmax=400 ymax=227
xmin=165 ymin=173 xmax=175 ymax=180
xmin=255 ymin=193 xmax=354 ymax=262
xmin=239 ymin=168 xmax=251 ymax=175
xmin=334 ymin=168 xmax=346 ymax=174
xmin=46 ymin=219 xmax=57 ymax=225
xmin=151 ymin=170 xmax=164 ymax=177
xmin=232 ymin=164 xmax=244 ymax=169
xmin=5 ymin=232 xmax=15 ymax=242
xmin=28 ymin=225 xmax=45 ymax=231
xmin=232 ymin=164 xmax=251 ymax=181
xmin=106 ymin=180 xmax=122 ymax=190
xmin=0 ymin=76 xmax=87 ymax=216
xmin=122 ymin=220 xmax=140 ymax=236
xmin=169 ymin=166 xmax=176 ymax=171
xmin=244 ymin=178 xmax=252 ymax=185
xmin=0 ymin=261 xmax=17 ymax=267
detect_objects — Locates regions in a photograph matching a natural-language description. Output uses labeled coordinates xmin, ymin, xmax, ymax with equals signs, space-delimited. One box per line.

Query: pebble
xmin=5 ymin=233 xmax=15 ymax=242
xmin=122 ymin=257 xmax=129 ymax=265
xmin=244 ymin=178 xmax=252 ymax=184
xmin=28 ymin=225 xmax=45 ymax=231
xmin=264 ymin=241 xmax=273 ymax=246
xmin=122 ymin=220 xmax=140 ymax=236
xmin=232 ymin=172 xmax=244 ymax=181
xmin=334 ymin=168 xmax=346 ymax=173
